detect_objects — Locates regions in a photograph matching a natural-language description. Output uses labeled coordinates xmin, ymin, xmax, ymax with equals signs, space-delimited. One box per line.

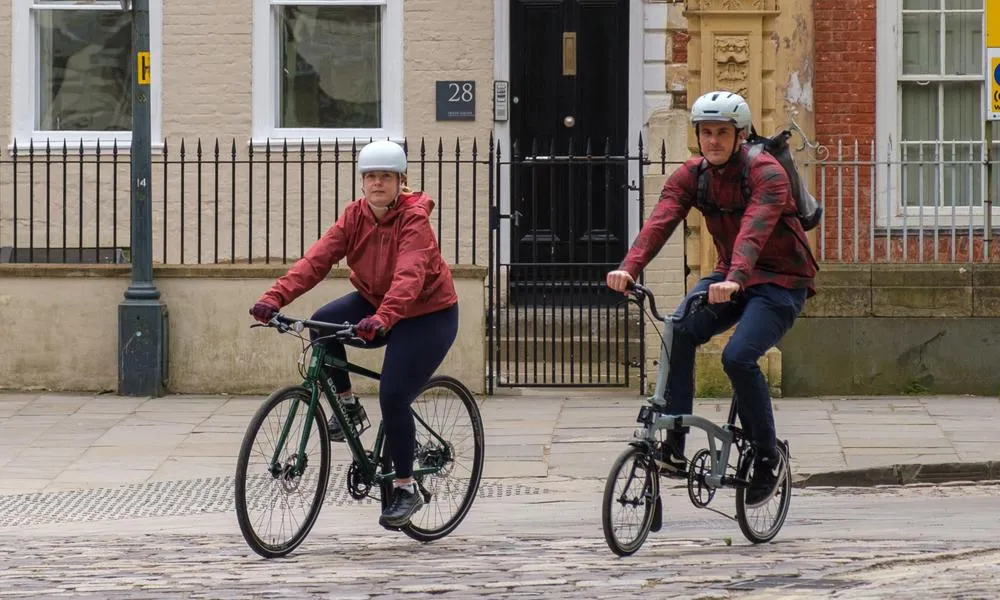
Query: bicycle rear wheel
xmin=735 ymin=440 xmax=791 ymax=544
xmin=235 ymin=385 xmax=331 ymax=558
xmin=400 ymin=375 xmax=485 ymax=542
xmin=602 ymin=445 xmax=659 ymax=556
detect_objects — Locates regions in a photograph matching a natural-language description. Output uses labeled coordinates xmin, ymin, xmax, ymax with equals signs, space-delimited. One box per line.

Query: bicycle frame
xmin=267 ymin=340 xmax=452 ymax=484
xmin=631 ymin=286 xmax=749 ymax=490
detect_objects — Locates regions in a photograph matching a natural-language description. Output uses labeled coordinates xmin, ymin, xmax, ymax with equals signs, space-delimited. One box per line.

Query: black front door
xmin=508 ymin=0 xmax=630 ymax=303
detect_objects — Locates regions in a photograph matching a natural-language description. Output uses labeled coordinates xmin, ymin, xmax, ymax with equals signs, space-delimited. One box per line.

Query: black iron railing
xmin=0 ymin=137 xmax=493 ymax=266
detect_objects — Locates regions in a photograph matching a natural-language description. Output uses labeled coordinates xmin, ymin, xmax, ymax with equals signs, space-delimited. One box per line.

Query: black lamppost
xmin=118 ymin=0 xmax=167 ymax=396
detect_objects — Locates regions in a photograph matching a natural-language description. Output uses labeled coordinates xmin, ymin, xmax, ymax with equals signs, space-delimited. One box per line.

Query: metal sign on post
xmin=986 ymin=48 xmax=1000 ymax=120
xmin=985 ymin=0 xmax=998 ymax=261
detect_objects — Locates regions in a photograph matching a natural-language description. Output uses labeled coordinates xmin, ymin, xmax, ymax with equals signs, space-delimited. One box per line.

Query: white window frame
xmin=876 ymin=0 xmax=998 ymax=228
xmin=251 ymin=0 xmax=404 ymax=146
xmin=9 ymin=0 xmax=163 ymax=151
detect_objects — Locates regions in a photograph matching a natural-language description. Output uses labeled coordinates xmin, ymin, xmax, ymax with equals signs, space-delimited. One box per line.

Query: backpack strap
xmin=695 ymin=157 xmax=743 ymax=216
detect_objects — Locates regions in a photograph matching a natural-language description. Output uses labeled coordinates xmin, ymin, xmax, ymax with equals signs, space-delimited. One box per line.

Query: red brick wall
xmin=814 ymin=0 xmax=876 ymax=145
xmin=814 ymin=0 xmax=878 ymax=261
xmin=812 ymin=2 xmax=996 ymax=262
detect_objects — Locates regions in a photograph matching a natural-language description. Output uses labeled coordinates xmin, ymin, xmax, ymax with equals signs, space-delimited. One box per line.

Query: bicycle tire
xmin=398 ymin=375 xmax=485 ymax=542
xmin=235 ymin=385 xmax=331 ymax=558
xmin=602 ymin=445 xmax=659 ymax=557
xmin=735 ymin=440 xmax=791 ymax=544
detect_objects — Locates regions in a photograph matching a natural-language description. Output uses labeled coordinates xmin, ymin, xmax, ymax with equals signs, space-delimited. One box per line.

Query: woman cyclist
xmin=249 ymin=140 xmax=459 ymax=529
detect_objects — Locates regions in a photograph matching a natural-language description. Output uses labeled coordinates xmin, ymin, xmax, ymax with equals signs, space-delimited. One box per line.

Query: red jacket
xmin=258 ymin=191 xmax=458 ymax=329
xmin=621 ymin=147 xmax=816 ymax=296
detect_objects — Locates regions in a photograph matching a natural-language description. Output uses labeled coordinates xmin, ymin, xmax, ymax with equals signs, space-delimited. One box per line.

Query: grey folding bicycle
xmin=601 ymin=282 xmax=791 ymax=556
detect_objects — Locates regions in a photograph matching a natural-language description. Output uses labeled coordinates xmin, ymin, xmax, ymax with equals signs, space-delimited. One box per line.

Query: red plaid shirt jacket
xmin=620 ymin=146 xmax=817 ymax=297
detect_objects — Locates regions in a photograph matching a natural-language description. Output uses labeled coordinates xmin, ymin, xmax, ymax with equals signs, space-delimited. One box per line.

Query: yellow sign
xmin=991 ymin=56 xmax=1000 ymax=118
xmin=137 ymin=51 xmax=151 ymax=85
xmin=989 ymin=0 xmax=1000 ymax=48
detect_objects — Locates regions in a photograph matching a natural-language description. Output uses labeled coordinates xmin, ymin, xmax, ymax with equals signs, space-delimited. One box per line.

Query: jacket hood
xmin=397 ymin=190 xmax=435 ymax=216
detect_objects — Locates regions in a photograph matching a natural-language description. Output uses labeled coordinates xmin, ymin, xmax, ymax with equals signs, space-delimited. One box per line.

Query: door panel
xmin=509 ymin=0 xmax=629 ymax=294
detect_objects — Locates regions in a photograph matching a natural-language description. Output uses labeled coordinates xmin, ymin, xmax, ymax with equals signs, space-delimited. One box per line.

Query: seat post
xmin=726 ymin=393 xmax=739 ymax=426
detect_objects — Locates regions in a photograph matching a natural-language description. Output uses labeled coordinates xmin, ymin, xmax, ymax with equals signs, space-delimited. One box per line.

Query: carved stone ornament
xmin=692 ymin=0 xmax=766 ymax=9
xmin=713 ymin=35 xmax=750 ymax=97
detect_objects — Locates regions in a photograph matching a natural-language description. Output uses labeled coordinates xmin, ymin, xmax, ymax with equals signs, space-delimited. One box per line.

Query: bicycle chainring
xmin=687 ymin=448 xmax=717 ymax=508
xmin=346 ymin=452 xmax=376 ymax=500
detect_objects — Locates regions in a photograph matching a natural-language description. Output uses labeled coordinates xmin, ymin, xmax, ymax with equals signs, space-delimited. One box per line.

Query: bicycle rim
xmin=235 ymin=385 xmax=331 ymax=558
xmin=735 ymin=441 xmax=791 ymax=544
xmin=602 ymin=446 xmax=659 ymax=556
xmin=401 ymin=375 xmax=485 ymax=542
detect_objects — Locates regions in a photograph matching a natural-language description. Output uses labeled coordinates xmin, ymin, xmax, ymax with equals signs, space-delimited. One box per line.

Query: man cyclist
xmin=606 ymin=90 xmax=817 ymax=507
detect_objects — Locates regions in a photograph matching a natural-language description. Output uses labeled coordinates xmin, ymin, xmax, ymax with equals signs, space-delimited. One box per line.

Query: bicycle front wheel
xmin=235 ymin=385 xmax=331 ymax=558
xmin=602 ymin=445 xmax=659 ymax=557
xmin=401 ymin=375 xmax=485 ymax=542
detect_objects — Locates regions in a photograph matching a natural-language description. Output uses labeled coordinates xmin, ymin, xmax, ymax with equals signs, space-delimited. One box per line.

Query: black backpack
xmin=694 ymin=127 xmax=823 ymax=232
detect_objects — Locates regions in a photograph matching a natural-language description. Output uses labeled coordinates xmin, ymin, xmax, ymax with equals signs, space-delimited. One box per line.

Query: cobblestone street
xmin=2 ymin=392 xmax=999 ymax=598
xmin=2 ymin=483 xmax=999 ymax=599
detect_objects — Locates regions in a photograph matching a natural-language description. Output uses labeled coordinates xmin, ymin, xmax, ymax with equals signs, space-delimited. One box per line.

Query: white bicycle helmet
xmin=357 ymin=140 xmax=407 ymax=174
xmin=690 ymin=91 xmax=752 ymax=133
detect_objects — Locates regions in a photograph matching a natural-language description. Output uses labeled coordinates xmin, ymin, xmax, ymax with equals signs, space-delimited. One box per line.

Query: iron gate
xmin=487 ymin=138 xmax=648 ymax=392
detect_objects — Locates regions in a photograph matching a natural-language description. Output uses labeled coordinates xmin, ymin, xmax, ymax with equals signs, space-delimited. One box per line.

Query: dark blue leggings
xmin=310 ymin=292 xmax=459 ymax=478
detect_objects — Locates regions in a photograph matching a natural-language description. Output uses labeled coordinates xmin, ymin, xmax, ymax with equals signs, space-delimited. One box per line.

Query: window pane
xmin=904 ymin=0 xmax=937 ymax=8
xmin=945 ymin=12 xmax=982 ymax=74
xmin=901 ymin=83 xmax=937 ymax=141
xmin=278 ymin=5 xmax=382 ymax=129
xmin=903 ymin=13 xmax=941 ymax=74
xmin=37 ymin=9 xmax=132 ymax=131
xmin=901 ymin=143 xmax=940 ymax=207
xmin=945 ymin=0 xmax=982 ymax=10
xmin=942 ymin=83 xmax=980 ymax=140
xmin=943 ymin=142 xmax=979 ymax=207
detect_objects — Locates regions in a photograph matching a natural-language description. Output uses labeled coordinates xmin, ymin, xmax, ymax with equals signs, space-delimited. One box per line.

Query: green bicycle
xmin=235 ymin=312 xmax=485 ymax=559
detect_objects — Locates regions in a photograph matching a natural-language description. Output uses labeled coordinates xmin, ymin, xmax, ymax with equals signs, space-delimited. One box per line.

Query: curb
xmin=793 ymin=461 xmax=1000 ymax=488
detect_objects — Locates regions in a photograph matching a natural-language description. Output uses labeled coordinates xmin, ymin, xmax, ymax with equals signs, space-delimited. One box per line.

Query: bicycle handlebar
xmin=252 ymin=312 xmax=366 ymax=342
xmin=625 ymin=280 xmax=710 ymax=323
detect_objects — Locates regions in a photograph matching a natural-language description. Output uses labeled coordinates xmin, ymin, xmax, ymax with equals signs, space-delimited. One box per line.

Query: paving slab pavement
xmin=1 ymin=389 xmax=998 ymax=496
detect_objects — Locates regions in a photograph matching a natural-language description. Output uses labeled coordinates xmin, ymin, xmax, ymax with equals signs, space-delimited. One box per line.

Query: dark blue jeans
xmin=665 ymin=272 xmax=806 ymax=452
xmin=309 ymin=292 xmax=459 ymax=478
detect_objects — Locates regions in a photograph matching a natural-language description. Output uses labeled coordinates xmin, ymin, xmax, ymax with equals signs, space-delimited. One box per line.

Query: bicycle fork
xmin=269 ymin=386 xmax=321 ymax=478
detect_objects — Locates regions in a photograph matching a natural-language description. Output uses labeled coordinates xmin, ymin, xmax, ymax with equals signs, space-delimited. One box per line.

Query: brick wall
xmin=814 ymin=0 xmax=877 ymax=261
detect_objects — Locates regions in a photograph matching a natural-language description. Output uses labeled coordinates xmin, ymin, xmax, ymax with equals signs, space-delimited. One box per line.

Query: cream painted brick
xmin=0 ymin=5 xmax=11 ymax=135
xmin=644 ymin=32 xmax=668 ymax=62
xmin=643 ymin=63 xmax=667 ymax=94
xmin=163 ymin=1 xmax=253 ymax=140
xmin=644 ymin=2 xmax=668 ymax=30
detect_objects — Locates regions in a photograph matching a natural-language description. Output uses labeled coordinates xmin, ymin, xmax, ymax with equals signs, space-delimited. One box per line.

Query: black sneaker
xmin=327 ymin=397 xmax=365 ymax=443
xmin=745 ymin=447 xmax=786 ymax=508
xmin=379 ymin=483 xmax=424 ymax=528
xmin=654 ymin=444 xmax=687 ymax=477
